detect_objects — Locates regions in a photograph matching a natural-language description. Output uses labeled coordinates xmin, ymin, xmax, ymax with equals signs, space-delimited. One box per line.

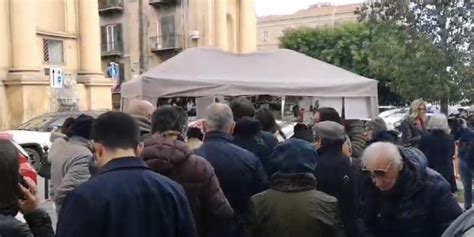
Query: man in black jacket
xmin=359 ymin=142 xmax=462 ymax=237
xmin=56 ymin=112 xmax=196 ymax=237
xmin=312 ymin=121 xmax=360 ymax=237
xmin=195 ymin=103 xmax=267 ymax=237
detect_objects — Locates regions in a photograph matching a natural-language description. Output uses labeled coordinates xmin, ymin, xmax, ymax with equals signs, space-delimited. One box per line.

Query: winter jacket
xmin=419 ymin=130 xmax=457 ymax=192
xmin=233 ymin=118 xmax=277 ymax=176
xmin=455 ymin=127 xmax=474 ymax=166
xmin=195 ymin=131 xmax=268 ymax=236
xmin=131 ymin=114 xmax=152 ymax=141
xmin=398 ymin=118 xmax=427 ymax=147
xmin=142 ymin=134 xmax=233 ymax=237
xmin=368 ymin=130 xmax=400 ymax=145
xmin=315 ymin=145 xmax=360 ymax=237
xmin=442 ymin=208 xmax=474 ymax=237
xmin=346 ymin=120 xmax=367 ymax=159
xmin=0 ymin=209 xmax=54 ymax=237
xmin=56 ymin=157 xmax=197 ymax=237
xmin=49 ymin=136 xmax=92 ymax=214
xmin=359 ymin=147 xmax=463 ymax=237
xmin=249 ymin=172 xmax=344 ymax=237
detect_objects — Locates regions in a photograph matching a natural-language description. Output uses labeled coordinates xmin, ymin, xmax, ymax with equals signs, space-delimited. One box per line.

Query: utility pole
xmin=138 ymin=0 xmax=145 ymax=73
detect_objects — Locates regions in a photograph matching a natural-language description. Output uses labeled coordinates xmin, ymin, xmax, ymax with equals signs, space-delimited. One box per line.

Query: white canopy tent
xmin=121 ymin=47 xmax=379 ymax=119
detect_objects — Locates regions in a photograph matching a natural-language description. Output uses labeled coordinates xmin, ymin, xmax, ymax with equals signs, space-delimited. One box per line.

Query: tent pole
xmin=281 ymin=96 xmax=286 ymax=120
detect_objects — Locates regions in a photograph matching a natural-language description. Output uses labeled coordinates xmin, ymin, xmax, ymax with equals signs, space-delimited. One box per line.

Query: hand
xmin=18 ymin=177 xmax=39 ymax=215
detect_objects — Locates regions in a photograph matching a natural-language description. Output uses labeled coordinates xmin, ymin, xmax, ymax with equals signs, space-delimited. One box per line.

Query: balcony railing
xmin=101 ymin=41 xmax=124 ymax=56
xmin=150 ymin=34 xmax=182 ymax=52
xmin=149 ymin=0 xmax=177 ymax=7
xmin=99 ymin=0 xmax=124 ymax=14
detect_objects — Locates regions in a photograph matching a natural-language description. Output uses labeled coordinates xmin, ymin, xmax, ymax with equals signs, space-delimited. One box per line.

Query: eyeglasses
xmin=362 ymin=160 xmax=392 ymax=178
xmin=417 ymin=107 xmax=427 ymax=112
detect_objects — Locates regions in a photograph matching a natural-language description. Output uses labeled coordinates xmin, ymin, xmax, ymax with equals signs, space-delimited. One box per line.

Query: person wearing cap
xmin=359 ymin=142 xmax=462 ymax=237
xmin=312 ymin=121 xmax=360 ymax=237
xmin=49 ymin=114 xmax=95 ymax=214
xmin=248 ymin=139 xmax=344 ymax=237
xmin=365 ymin=117 xmax=400 ymax=145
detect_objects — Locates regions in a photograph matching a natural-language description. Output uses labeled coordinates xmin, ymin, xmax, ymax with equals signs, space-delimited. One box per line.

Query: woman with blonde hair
xmin=399 ymin=99 xmax=428 ymax=146
xmin=419 ymin=114 xmax=457 ymax=192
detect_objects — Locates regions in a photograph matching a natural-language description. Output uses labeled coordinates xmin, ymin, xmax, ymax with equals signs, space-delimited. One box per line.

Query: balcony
xmin=150 ymin=34 xmax=182 ymax=52
xmin=99 ymin=0 xmax=124 ymax=14
xmin=101 ymin=42 xmax=124 ymax=57
xmin=149 ymin=0 xmax=177 ymax=7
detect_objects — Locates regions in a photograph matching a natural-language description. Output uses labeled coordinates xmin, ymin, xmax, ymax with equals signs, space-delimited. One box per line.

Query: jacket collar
xmin=203 ymin=131 xmax=233 ymax=143
xmin=98 ymin=157 xmax=149 ymax=175
xmin=271 ymin=172 xmax=317 ymax=192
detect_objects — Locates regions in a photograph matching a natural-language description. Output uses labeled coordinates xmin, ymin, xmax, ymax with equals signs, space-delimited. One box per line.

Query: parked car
xmin=2 ymin=111 xmax=105 ymax=177
xmin=0 ymin=133 xmax=38 ymax=184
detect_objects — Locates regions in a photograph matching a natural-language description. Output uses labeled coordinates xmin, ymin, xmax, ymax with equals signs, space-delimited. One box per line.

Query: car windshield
xmin=16 ymin=115 xmax=55 ymax=131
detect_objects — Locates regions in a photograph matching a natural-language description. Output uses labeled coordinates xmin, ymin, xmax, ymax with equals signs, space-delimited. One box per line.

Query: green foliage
xmin=356 ymin=0 xmax=473 ymax=107
xmin=280 ymin=23 xmax=408 ymax=105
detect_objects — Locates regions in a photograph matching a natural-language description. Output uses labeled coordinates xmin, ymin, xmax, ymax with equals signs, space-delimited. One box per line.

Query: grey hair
xmin=361 ymin=142 xmax=403 ymax=170
xmin=205 ymin=103 xmax=234 ymax=132
xmin=427 ymin=114 xmax=450 ymax=134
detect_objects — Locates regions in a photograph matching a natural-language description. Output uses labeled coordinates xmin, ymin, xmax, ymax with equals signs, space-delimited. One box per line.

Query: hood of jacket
xmin=398 ymin=146 xmax=428 ymax=199
xmin=142 ymin=134 xmax=192 ymax=174
xmin=271 ymin=172 xmax=317 ymax=192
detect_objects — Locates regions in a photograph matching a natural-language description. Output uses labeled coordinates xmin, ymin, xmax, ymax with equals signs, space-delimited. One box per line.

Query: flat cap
xmin=313 ymin=121 xmax=345 ymax=141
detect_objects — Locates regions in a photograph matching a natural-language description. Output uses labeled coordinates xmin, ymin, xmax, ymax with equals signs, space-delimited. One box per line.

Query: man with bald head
xmin=359 ymin=142 xmax=462 ymax=237
xmin=195 ymin=103 xmax=267 ymax=237
xmin=126 ymin=99 xmax=155 ymax=140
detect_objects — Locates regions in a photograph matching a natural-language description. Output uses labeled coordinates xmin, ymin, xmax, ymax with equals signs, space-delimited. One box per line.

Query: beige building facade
xmin=257 ymin=3 xmax=362 ymax=51
xmin=99 ymin=0 xmax=257 ymax=107
xmin=0 ymin=0 xmax=114 ymax=129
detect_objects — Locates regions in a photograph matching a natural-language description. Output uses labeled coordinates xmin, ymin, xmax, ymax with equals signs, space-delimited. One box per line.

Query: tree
xmin=357 ymin=0 xmax=473 ymax=113
xmin=280 ymin=23 xmax=409 ymax=105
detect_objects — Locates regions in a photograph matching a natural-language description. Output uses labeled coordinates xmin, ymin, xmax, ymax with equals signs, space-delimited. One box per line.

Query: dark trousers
xmin=460 ymin=158 xmax=473 ymax=209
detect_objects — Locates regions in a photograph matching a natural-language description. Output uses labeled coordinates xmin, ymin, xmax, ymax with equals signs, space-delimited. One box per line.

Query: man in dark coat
xmin=249 ymin=139 xmax=344 ymax=237
xmin=312 ymin=121 xmax=360 ymax=237
xmin=56 ymin=112 xmax=197 ymax=237
xmin=359 ymin=142 xmax=462 ymax=237
xmin=365 ymin=117 xmax=400 ymax=145
xmin=230 ymin=98 xmax=278 ymax=157
xmin=142 ymin=106 xmax=233 ymax=237
xmin=195 ymin=103 xmax=267 ymax=237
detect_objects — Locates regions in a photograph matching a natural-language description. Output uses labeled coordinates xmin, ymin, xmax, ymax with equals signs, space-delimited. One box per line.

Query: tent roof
xmin=121 ymin=47 xmax=378 ymax=98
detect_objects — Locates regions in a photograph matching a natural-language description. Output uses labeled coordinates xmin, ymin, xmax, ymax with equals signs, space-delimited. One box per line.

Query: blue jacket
xmin=195 ymin=131 xmax=267 ymax=235
xmin=360 ymin=147 xmax=462 ymax=237
xmin=56 ymin=157 xmax=197 ymax=237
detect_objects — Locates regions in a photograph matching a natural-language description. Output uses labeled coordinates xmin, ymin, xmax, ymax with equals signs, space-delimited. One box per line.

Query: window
xmin=43 ymin=39 xmax=64 ymax=65
xmin=159 ymin=16 xmax=176 ymax=48
xmin=263 ymin=31 xmax=269 ymax=42
xmin=101 ymin=24 xmax=123 ymax=53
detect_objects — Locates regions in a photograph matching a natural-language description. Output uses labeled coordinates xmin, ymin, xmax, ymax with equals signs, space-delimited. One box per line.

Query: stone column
xmin=0 ymin=0 xmax=11 ymax=77
xmin=77 ymin=0 xmax=113 ymax=111
xmin=239 ymin=0 xmax=257 ymax=53
xmin=9 ymin=0 xmax=40 ymax=72
xmin=214 ymin=0 xmax=227 ymax=50
xmin=78 ymin=0 xmax=103 ymax=75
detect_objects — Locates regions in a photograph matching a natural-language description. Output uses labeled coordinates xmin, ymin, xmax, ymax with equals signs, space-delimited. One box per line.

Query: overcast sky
xmin=256 ymin=0 xmax=364 ymax=16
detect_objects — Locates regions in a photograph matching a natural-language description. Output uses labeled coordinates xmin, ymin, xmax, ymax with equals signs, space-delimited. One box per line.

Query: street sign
xmin=49 ymin=67 xmax=63 ymax=88
xmin=107 ymin=63 xmax=119 ymax=81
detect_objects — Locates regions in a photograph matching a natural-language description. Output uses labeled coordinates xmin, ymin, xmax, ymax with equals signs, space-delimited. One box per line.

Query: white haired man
xmin=359 ymin=142 xmax=462 ymax=237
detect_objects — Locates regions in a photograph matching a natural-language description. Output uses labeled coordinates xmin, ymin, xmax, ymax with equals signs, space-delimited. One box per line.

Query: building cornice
xmin=36 ymin=29 xmax=78 ymax=39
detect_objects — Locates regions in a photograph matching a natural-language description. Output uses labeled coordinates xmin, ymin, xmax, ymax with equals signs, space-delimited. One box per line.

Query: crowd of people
xmin=0 ymin=97 xmax=473 ymax=237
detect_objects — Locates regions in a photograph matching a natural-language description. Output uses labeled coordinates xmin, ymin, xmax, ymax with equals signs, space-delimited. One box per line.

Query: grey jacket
xmin=49 ymin=136 xmax=92 ymax=214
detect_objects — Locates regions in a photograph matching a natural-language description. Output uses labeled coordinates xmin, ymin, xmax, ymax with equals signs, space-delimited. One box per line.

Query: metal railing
xmin=150 ymin=34 xmax=182 ymax=51
xmin=101 ymin=41 xmax=124 ymax=56
xmin=99 ymin=0 xmax=124 ymax=11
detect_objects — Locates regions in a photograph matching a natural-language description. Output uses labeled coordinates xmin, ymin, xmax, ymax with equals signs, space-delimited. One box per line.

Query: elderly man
xmin=125 ymin=99 xmax=155 ymax=140
xmin=195 ymin=103 xmax=267 ymax=237
xmin=359 ymin=142 xmax=462 ymax=237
